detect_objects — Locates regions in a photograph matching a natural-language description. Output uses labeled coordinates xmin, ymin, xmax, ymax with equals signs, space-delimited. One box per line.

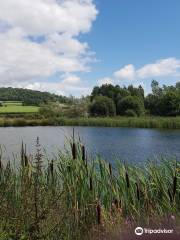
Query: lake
xmin=0 ymin=126 xmax=180 ymax=164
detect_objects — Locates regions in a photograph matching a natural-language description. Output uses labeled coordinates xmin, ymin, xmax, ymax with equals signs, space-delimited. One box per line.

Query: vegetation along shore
xmin=0 ymin=80 xmax=180 ymax=129
xmin=0 ymin=116 xmax=180 ymax=129
xmin=0 ymin=139 xmax=179 ymax=239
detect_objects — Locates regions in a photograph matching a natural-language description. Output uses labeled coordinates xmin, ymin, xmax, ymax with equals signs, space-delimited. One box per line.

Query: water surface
xmin=0 ymin=126 xmax=179 ymax=164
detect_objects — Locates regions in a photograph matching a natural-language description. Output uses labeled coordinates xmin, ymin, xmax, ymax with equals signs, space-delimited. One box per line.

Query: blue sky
xmin=0 ymin=0 xmax=180 ymax=96
xmin=81 ymin=0 xmax=180 ymax=93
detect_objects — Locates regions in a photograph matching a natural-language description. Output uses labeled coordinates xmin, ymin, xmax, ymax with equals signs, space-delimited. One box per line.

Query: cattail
xmin=21 ymin=141 xmax=25 ymax=167
xmin=96 ymin=202 xmax=101 ymax=225
xmin=72 ymin=143 xmax=76 ymax=160
xmin=173 ymin=175 xmax=177 ymax=200
xmin=81 ymin=145 xmax=85 ymax=161
xmin=135 ymin=183 xmax=140 ymax=201
xmin=89 ymin=176 xmax=93 ymax=191
xmin=114 ymin=198 xmax=119 ymax=209
xmin=50 ymin=160 xmax=54 ymax=177
xmin=67 ymin=166 xmax=71 ymax=173
xmin=24 ymin=155 xmax=28 ymax=167
xmin=0 ymin=159 xmax=2 ymax=170
xmin=109 ymin=163 xmax=112 ymax=176
xmin=168 ymin=188 xmax=173 ymax=203
xmin=125 ymin=172 xmax=130 ymax=188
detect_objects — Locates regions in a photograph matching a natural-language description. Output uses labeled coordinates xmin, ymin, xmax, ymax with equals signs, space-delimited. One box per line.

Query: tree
xmin=117 ymin=96 xmax=144 ymax=116
xmin=151 ymin=80 xmax=163 ymax=97
xmin=158 ymin=90 xmax=180 ymax=116
xmin=145 ymin=94 xmax=159 ymax=115
xmin=89 ymin=96 xmax=116 ymax=117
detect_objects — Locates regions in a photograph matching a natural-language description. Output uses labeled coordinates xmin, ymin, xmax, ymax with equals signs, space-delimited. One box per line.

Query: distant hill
xmin=0 ymin=87 xmax=69 ymax=106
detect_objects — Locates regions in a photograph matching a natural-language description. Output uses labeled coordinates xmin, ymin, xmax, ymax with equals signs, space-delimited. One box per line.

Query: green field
xmin=0 ymin=101 xmax=39 ymax=113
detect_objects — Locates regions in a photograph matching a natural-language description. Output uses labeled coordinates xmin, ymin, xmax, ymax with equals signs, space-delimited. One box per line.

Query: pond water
xmin=0 ymin=126 xmax=180 ymax=164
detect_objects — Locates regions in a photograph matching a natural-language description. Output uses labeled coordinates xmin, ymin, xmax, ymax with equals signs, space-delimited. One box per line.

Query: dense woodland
xmin=0 ymin=87 xmax=69 ymax=105
xmin=90 ymin=80 xmax=180 ymax=117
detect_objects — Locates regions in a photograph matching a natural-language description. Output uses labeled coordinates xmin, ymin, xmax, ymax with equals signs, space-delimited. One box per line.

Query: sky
xmin=0 ymin=0 xmax=180 ymax=96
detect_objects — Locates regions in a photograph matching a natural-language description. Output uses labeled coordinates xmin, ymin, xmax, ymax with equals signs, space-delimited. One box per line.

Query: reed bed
xmin=0 ymin=116 xmax=180 ymax=129
xmin=0 ymin=139 xmax=179 ymax=239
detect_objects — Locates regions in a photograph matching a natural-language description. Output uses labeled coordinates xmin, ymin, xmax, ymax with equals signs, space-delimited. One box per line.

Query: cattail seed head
xmin=109 ymin=163 xmax=112 ymax=176
xmin=0 ymin=159 xmax=2 ymax=170
xmin=125 ymin=172 xmax=130 ymax=188
xmin=96 ymin=202 xmax=101 ymax=225
xmin=89 ymin=176 xmax=93 ymax=191
xmin=72 ymin=143 xmax=76 ymax=160
xmin=67 ymin=166 xmax=71 ymax=173
xmin=50 ymin=160 xmax=54 ymax=177
xmin=173 ymin=176 xmax=177 ymax=200
xmin=135 ymin=183 xmax=140 ymax=201
xmin=168 ymin=188 xmax=173 ymax=203
xmin=114 ymin=198 xmax=119 ymax=209
xmin=81 ymin=145 xmax=85 ymax=161
xmin=24 ymin=155 xmax=28 ymax=167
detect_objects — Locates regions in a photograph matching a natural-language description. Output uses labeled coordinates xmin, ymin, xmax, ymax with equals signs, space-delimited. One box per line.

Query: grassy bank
xmin=0 ymin=116 xmax=180 ymax=129
xmin=0 ymin=140 xmax=179 ymax=239
xmin=0 ymin=101 xmax=39 ymax=113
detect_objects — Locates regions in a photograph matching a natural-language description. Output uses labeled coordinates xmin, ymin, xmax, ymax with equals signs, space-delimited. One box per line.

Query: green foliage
xmin=117 ymin=96 xmax=144 ymax=116
xmin=91 ymin=81 xmax=180 ymax=117
xmin=90 ymin=96 xmax=116 ymax=116
xmin=0 ymin=116 xmax=180 ymax=128
xmin=39 ymin=100 xmax=89 ymax=118
xmin=0 ymin=141 xmax=179 ymax=239
xmin=146 ymin=81 xmax=180 ymax=116
xmin=158 ymin=90 xmax=180 ymax=116
xmin=125 ymin=109 xmax=137 ymax=117
xmin=0 ymin=87 xmax=69 ymax=106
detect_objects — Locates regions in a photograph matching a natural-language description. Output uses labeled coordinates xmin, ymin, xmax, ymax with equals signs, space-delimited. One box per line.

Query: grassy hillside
xmin=0 ymin=87 xmax=69 ymax=105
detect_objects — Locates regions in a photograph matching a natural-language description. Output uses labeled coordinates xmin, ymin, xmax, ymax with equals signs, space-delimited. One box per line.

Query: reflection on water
xmin=0 ymin=126 xmax=180 ymax=164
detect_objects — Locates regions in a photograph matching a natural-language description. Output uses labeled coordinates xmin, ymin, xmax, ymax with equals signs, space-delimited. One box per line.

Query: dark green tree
xmin=89 ymin=96 xmax=116 ymax=117
xmin=117 ymin=96 xmax=144 ymax=116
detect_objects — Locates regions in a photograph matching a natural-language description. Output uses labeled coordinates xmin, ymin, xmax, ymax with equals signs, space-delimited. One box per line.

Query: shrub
xmin=125 ymin=109 xmax=137 ymax=117
xmin=117 ymin=96 xmax=144 ymax=116
xmin=89 ymin=96 xmax=116 ymax=117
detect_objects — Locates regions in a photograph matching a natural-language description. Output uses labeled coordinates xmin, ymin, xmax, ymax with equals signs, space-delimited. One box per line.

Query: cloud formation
xmin=0 ymin=0 xmax=98 ymax=95
xmin=114 ymin=58 xmax=180 ymax=81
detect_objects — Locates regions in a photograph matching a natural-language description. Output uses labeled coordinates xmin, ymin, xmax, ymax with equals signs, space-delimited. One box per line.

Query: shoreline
xmin=0 ymin=116 xmax=180 ymax=129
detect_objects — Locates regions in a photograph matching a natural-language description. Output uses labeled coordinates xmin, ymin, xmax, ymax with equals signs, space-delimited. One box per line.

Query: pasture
xmin=0 ymin=101 xmax=39 ymax=113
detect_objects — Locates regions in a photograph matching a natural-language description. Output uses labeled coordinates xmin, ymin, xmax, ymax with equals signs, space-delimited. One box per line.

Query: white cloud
xmin=97 ymin=77 xmax=114 ymax=86
xmin=12 ymin=80 xmax=91 ymax=97
xmin=62 ymin=74 xmax=81 ymax=85
xmin=0 ymin=0 xmax=98 ymax=36
xmin=114 ymin=64 xmax=135 ymax=80
xmin=0 ymin=28 xmax=88 ymax=83
xmin=113 ymin=58 xmax=180 ymax=81
xmin=0 ymin=0 xmax=98 ymax=95
xmin=137 ymin=58 xmax=180 ymax=79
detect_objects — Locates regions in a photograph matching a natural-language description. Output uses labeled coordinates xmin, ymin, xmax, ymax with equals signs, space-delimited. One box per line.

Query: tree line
xmin=89 ymin=80 xmax=180 ymax=117
xmin=0 ymin=87 xmax=70 ymax=106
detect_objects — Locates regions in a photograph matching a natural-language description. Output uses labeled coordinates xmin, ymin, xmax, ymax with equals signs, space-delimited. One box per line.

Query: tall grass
xmin=0 ymin=116 xmax=180 ymax=128
xmin=0 ymin=139 xmax=179 ymax=239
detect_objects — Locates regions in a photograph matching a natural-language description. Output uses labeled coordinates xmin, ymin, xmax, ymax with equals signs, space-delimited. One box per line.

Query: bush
xmin=158 ymin=91 xmax=180 ymax=116
xmin=90 ymin=96 xmax=116 ymax=117
xmin=125 ymin=109 xmax=137 ymax=117
xmin=117 ymin=96 xmax=144 ymax=116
